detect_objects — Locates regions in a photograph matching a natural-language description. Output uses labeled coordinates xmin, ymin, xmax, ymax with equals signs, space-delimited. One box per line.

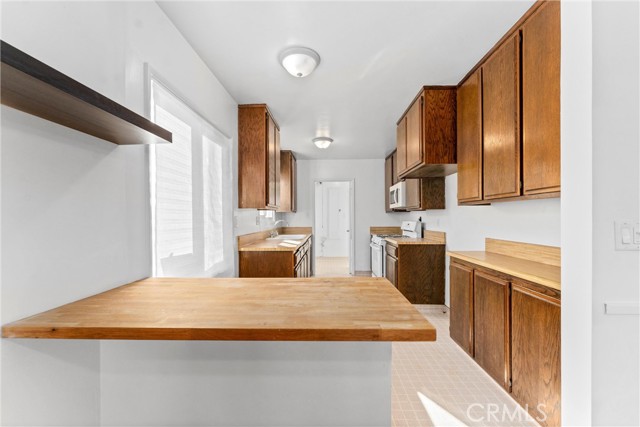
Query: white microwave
xmin=389 ymin=181 xmax=407 ymax=209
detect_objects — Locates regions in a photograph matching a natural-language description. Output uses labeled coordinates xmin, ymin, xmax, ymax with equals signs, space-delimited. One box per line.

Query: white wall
xmin=560 ymin=1 xmax=594 ymax=425
xmin=286 ymin=159 xmax=560 ymax=301
xmin=561 ymin=2 xmax=640 ymax=426
xmin=99 ymin=341 xmax=391 ymax=427
xmin=284 ymin=159 xmax=415 ymax=271
xmin=0 ymin=1 xmax=246 ymax=424
xmin=590 ymin=1 xmax=639 ymax=425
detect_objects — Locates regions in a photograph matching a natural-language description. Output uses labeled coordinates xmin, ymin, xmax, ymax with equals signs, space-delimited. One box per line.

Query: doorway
xmin=313 ymin=180 xmax=355 ymax=277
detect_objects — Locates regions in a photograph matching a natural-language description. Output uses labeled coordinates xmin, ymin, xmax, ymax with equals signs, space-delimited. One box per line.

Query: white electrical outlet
xmin=614 ymin=221 xmax=640 ymax=251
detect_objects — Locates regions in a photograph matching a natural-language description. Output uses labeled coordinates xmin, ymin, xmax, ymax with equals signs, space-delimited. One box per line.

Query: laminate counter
xmin=2 ymin=277 xmax=436 ymax=341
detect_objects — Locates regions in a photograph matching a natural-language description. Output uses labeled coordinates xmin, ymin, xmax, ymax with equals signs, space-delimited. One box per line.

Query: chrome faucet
xmin=270 ymin=219 xmax=289 ymax=238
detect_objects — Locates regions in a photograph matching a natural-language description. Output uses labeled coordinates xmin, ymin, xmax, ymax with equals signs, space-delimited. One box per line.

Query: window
xmin=149 ymin=76 xmax=232 ymax=277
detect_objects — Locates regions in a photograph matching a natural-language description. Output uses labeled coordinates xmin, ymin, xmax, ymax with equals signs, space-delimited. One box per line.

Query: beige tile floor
xmin=392 ymin=305 xmax=541 ymax=427
xmin=314 ymin=256 xmax=350 ymax=277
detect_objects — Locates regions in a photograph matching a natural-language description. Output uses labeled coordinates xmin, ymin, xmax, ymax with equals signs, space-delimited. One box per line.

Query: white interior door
xmin=314 ymin=181 xmax=350 ymax=258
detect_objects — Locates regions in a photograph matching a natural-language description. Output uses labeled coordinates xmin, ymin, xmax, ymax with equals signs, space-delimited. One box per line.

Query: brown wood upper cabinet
xmin=522 ymin=0 xmax=561 ymax=195
xmin=238 ymin=104 xmax=280 ymax=209
xmin=396 ymin=87 xmax=457 ymax=178
xmin=483 ymin=35 xmax=521 ymax=200
xmin=278 ymin=150 xmax=297 ymax=213
xmin=456 ymin=0 xmax=560 ymax=204
xmin=384 ymin=150 xmax=445 ymax=212
xmin=456 ymin=69 xmax=483 ymax=204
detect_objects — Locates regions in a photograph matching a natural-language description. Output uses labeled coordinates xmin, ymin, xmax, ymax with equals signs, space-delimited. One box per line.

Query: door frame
xmin=312 ymin=179 xmax=355 ymax=275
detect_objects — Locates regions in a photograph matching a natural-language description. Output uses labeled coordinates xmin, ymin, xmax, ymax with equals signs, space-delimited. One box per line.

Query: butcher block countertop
xmin=385 ymin=230 xmax=446 ymax=246
xmin=237 ymin=227 xmax=312 ymax=252
xmin=448 ymin=238 xmax=561 ymax=291
xmin=239 ymin=234 xmax=311 ymax=252
xmin=2 ymin=277 xmax=436 ymax=341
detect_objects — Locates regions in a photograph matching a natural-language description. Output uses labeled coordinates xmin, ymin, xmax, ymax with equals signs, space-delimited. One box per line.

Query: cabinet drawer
xmin=386 ymin=243 xmax=398 ymax=258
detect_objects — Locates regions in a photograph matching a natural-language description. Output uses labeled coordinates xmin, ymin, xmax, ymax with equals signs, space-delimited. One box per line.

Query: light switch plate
xmin=614 ymin=221 xmax=640 ymax=251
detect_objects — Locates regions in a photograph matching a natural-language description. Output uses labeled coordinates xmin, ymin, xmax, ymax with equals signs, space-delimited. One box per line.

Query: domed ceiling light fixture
xmin=279 ymin=47 xmax=321 ymax=78
xmin=313 ymin=136 xmax=333 ymax=149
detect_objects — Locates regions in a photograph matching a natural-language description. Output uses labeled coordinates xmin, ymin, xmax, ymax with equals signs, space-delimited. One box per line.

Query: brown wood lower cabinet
xmin=449 ymin=263 xmax=473 ymax=355
xmin=511 ymin=283 xmax=561 ymax=427
xmin=385 ymin=252 xmax=398 ymax=287
xmin=449 ymin=259 xmax=561 ymax=427
xmin=385 ymin=242 xmax=444 ymax=303
xmin=240 ymin=238 xmax=312 ymax=278
xmin=473 ymin=271 xmax=510 ymax=390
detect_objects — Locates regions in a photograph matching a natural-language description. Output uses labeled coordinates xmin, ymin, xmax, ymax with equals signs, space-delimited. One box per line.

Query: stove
xmin=370 ymin=234 xmax=402 ymax=245
xmin=370 ymin=221 xmax=422 ymax=278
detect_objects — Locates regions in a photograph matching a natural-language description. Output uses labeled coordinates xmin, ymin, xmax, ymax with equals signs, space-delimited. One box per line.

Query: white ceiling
xmin=158 ymin=1 xmax=535 ymax=160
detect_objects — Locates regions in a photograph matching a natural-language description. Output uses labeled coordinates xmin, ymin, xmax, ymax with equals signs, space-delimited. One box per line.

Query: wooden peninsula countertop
xmin=2 ymin=277 xmax=436 ymax=341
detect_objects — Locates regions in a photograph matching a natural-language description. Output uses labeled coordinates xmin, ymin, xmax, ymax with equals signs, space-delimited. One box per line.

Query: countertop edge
xmin=2 ymin=325 xmax=437 ymax=342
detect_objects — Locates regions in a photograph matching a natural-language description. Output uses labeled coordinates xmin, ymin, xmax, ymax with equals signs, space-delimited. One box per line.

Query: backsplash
xmin=234 ymin=209 xmax=286 ymax=237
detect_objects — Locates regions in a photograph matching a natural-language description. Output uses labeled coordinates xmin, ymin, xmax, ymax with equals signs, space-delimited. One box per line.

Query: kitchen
xmin=0 ymin=1 xmax=638 ymax=427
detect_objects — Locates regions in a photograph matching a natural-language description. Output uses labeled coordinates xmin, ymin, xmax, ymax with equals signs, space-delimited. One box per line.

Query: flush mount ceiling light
xmin=313 ymin=136 xmax=333 ymax=149
xmin=279 ymin=47 xmax=321 ymax=78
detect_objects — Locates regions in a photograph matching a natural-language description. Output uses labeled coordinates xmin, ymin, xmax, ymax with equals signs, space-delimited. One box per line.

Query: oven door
xmin=370 ymin=242 xmax=384 ymax=277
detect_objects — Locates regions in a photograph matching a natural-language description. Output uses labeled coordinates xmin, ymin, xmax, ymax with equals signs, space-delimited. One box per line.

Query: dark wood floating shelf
xmin=0 ymin=40 xmax=172 ymax=145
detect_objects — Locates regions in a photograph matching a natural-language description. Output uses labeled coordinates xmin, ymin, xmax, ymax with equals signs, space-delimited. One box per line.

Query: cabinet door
xmin=457 ymin=69 xmax=483 ymax=203
xmin=385 ymin=253 xmax=397 ymax=287
xmin=291 ymin=153 xmax=297 ymax=212
xmin=405 ymin=96 xmax=423 ymax=172
xmin=405 ymin=179 xmax=422 ymax=210
xmin=511 ymin=284 xmax=561 ymax=427
xmin=522 ymin=1 xmax=560 ymax=195
xmin=396 ymin=118 xmax=407 ymax=176
xmin=391 ymin=151 xmax=399 ymax=184
xmin=384 ymin=154 xmax=393 ymax=212
xmin=483 ymin=35 xmax=520 ymax=200
xmin=275 ymin=126 xmax=281 ymax=208
xmin=266 ymin=114 xmax=278 ymax=208
xmin=473 ymin=271 xmax=510 ymax=390
xmin=449 ymin=263 xmax=474 ymax=355
xmin=278 ymin=151 xmax=296 ymax=213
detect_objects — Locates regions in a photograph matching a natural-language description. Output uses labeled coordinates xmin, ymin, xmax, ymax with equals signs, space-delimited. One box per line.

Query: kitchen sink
xmin=266 ymin=234 xmax=307 ymax=240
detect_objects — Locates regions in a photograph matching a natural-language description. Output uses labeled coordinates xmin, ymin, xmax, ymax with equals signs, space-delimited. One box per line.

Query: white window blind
xmin=149 ymin=77 xmax=232 ymax=277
